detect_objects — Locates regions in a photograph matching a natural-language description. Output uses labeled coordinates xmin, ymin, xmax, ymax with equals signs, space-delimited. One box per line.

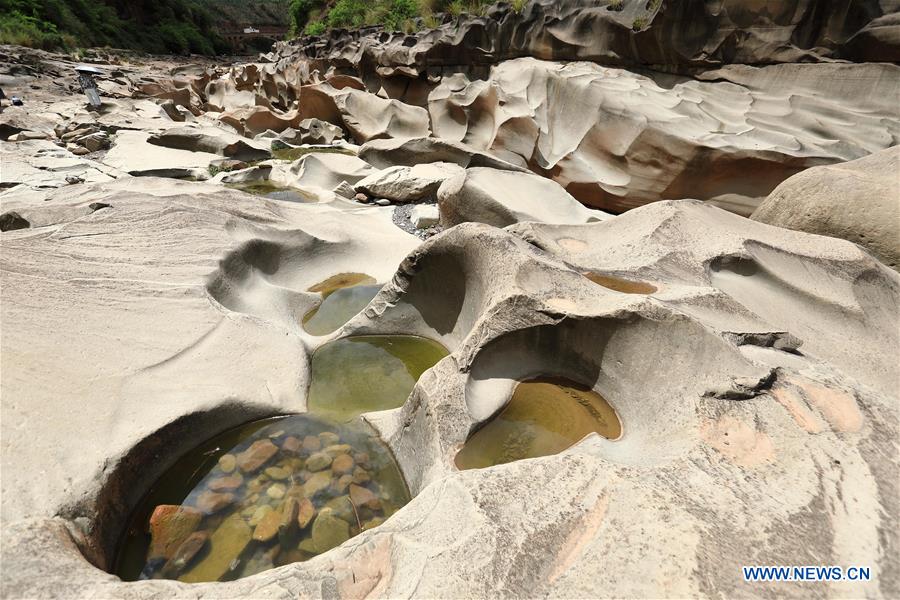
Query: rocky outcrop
xmin=752 ymin=146 xmax=900 ymax=271
xmin=355 ymin=162 xmax=464 ymax=203
xmin=426 ymin=59 xmax=900 ymax=214
xmin=358 ymin=136 xmax=526 ymax=172
xmin=1 ymin=180 xmax=897 ymax=598
xmin=272 ymin=0 xmax=900 ymax=81
xmin=148 ymin=126 xmax=271 ymax=162
xmin=438 ymin=167 xmax=608 ymax=228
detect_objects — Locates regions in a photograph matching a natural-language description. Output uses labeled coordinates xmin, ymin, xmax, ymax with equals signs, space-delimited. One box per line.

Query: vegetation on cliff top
xmin=290 ymin=0 xmax=517 ymax=36
xmin=0 ymin=0 xmax=289 ymax=54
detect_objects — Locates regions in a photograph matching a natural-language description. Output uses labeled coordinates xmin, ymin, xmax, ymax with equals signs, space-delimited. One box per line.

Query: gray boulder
xmin=148 ymin=126 xmax=271 ymax=162
xmin=354 ymin=162 xmax=464 ymax=203
xmin=752 ymin=147 xmax=900 ymax=271
xmin=438 ymin=167 xmax=610 ymax=228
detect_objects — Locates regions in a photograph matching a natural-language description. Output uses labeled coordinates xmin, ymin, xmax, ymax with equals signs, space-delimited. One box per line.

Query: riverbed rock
xmin=252 ymin=508 xmax=282 ymax=542
xmin=296 ymin=498 xmax=316 ymax=529
xmin=162 ymin=531 xmax=208 ymax=575
xmin=194 ymin=491 xmax=235 ymax=514
xmin=148 ymin=126 xmax=271 ymax=162
xmin=303 ymin=471 xmax=332 ymax=498
xmin=752 ymin=146 xmax=900 ymax=271
xmin=428 ymin=59 xmax=900 ymax=214
xmin=217 ymin=454 xmax=237 ymax=473
xmin=0 ymin=211 xmax=30 ymax=232
xmin=438 ymin=167 xmax=609 ymax=228
xmin=301 ymin=436 xmax=321 ymax=453
xmin=208 ymin=474 xmax=243 ymax=492
xmin=179 ymin=513 xmax=251 ymax=583
xmin=305 ymin=452 xmax=332 ymax=472
xmin=1 ymin=25 xmax=899 ymax=600
xmin=348 ymin=484 xmax=380 ymax=511
xmin=148 ymin=505 xmax=202 ymax=560
xmin=331 ymin=453 xmax=354 ymax=475
xmin=411 ymin=205 xmax=439 ymax=229
xmin=236 ymin=439 xmax=279 ymax=473
xmin=297 ymin=118 xmax=344 ymax=145
xmin=283 ymin=153 xmax=374 ymax=194
xmin=358 ymin=137 xmax=527 ymax=172
xmin=354 ymin=163 xmax=464 ymax=203
xmin=310 ymin=508 xmax=351 ymax=554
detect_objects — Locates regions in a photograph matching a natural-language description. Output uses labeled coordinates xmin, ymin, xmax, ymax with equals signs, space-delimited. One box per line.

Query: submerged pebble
xmin=117 ymin=415 xmax=410 ymax=583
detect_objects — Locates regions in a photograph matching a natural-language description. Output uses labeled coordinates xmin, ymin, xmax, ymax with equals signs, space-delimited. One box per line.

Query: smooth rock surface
xmin=438 ymin=167 xmax=609 ymax=228
xmin=354 ymin=162 xmax=463 ymax=203
xmin=752 ymin=146 xmax=900 ymax=271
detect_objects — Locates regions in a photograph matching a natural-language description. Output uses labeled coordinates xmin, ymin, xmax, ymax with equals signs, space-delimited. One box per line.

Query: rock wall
xmin=272 ymin=0 xmax=900 ymax=82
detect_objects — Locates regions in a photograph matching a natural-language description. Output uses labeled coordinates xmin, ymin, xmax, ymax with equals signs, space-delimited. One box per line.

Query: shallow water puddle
xmin=227 ymin=182 xmax=316 ymax=203
xmin=455 ymin=377 xmax=621 ymax=470
xmin=308 ymin=335 xmax=449 ymax=422
xmin=302 ymin=273 xmax=382 ymax=335
xmin=116 ymin=414 xmax=410 ymax=583
xmin=584 ymin=272 xmax=657 ymax=294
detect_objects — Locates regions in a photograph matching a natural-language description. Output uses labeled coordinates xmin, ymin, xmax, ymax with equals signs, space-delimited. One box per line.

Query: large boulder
xmin=298 ymin=83 xmax=430 ymax=144
xmin=358 ymin=137 xmax=527 ymax=172
xmin=102 ymin=130 xmax=219 ymax=178
xmin=148 ymin=127 xmax=271 ymax=162
xmin=751 ymin=147 xmax=900 ymax=271
xmin=438 ymin=167 xmax=609 ymax=227
xmin=354 ymin=162 xmax=464 ymax=203
xmin=281 ymin=152 xmax=375 ymax=193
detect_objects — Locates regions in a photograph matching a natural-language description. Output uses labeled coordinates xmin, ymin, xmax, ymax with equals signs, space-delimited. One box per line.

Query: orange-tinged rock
xmin=195 ymin=490 xmax=236 ymax=514
xmin=297 ymin=498 xmax=316 ymax=529
xmin=331 ymin=453 xmax=354 ymax=474
xmin=208 ymin=474 xmax=243 ymax=491
xmin=253 ymin=509 xmax=282 ymax=542
xmin=237 ymin=439 xmax=278 ymax=473
xmin=148 ymin=505 xmax=203 ymax=559
xmin=302 ymin=435 xmax=321 ymax=453
xmin=349 ymin=484 xmax=381 ymax=510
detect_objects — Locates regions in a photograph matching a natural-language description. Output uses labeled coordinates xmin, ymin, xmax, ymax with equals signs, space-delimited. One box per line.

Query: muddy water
xmin=584 ymin=272 xmax=657 ymax=294
xmin=115 ymin=414 xmax=410 ymax=583
xmin=307 ymin=335 xmax=449 ymax=422
xmin=302 ymin=273 xmax=382 ymax=335
xmin=227 ymin=182 xmax=316 ymax=203
xmin=455 ymin=377 xmax=621 ymax=470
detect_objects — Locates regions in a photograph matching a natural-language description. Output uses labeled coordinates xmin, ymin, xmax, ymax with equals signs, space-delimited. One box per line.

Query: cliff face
xmin=273 ymin=0 xmax=900 ymax=81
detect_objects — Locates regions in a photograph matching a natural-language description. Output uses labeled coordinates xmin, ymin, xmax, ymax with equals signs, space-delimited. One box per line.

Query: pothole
xmin=455 ymin=377 xmax=622 ymax=470
xmin=583 ymin=272 xmax=657 ymax=294
xmin=226 ymin=182 xmax=317 ymax=203
xmin=115 ymin=414 xmax=410 ymax=583
xmin=302 ymin=273 xmax=383 ymax=335
xmin=308 ymin=335 xmax=449 ymax=422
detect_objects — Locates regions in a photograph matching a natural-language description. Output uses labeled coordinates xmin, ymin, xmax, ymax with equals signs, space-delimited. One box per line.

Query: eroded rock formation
xmin=1 ymin=0 xmax=899 ymax=596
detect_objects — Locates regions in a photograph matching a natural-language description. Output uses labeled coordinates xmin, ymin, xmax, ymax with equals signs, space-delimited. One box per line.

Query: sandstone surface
xmin=1 ymin=4 xmax=898 ymax=597
xmin=752 ymin=146 xmax=900 ymax=271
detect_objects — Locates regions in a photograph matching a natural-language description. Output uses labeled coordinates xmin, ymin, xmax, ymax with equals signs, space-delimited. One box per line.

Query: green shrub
xmin=607 ymin=0 xmax=624 ymax=11
xmin=328 ymin=0 xmax=367 ymax=28
xmin=632 ymin=16 xmax=646 ymax=30
xmin=305 ymin=20 xmax=326 ymax=35
xmin=511 ymin=0 xmax=527 ymax=13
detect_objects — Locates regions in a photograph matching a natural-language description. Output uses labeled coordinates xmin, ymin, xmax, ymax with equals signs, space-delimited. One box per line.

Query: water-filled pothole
xmin=227 ymin=182 xmax=317 ymax=203
xmin=583 ymin=272 xmax=657 ymax=294
xmin=115 ymin=414 xmax=410 ymax=583
xmin=308 ymin=335 xmax=449 ymax=422
xmin=302 ymin=273 xmax=383 ymax=335
xmin=455 ymin=377 xmax=621 ymax=470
